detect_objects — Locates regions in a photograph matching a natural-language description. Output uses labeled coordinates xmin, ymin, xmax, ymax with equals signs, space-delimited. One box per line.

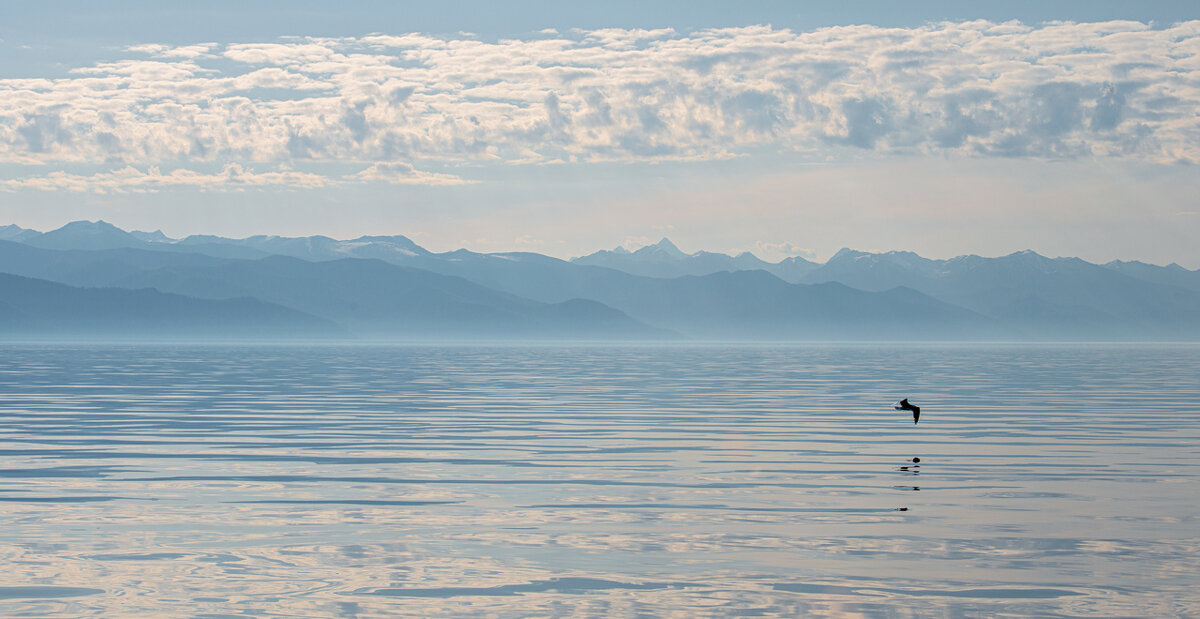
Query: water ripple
xmin=0 ymin=343 xmax=1197 ymax=617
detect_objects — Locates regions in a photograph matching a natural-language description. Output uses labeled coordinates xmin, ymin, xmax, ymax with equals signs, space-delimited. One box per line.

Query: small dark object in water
xmin=895 ymin=398 xmax=921 ymax=424
xmin=912 ymin=457 xmax=921 ymax=463
xmin=896 ymin=507 xmax=908 ymax=511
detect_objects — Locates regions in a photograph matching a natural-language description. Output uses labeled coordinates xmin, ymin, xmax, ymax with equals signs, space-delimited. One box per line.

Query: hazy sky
xmin=2 ymin=1 xmax=1199 ymax=266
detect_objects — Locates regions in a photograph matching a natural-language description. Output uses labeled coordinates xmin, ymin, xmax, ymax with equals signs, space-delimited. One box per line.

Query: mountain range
xmin=572 ymin=238 xmax=821 ymax=282
xmin=0 ymin=221 xmax=1196 ymax=341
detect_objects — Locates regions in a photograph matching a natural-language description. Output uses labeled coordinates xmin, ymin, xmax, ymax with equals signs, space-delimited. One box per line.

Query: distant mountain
xmin=0 ymin=239 xmax=990 ymax=340
xmin=175 ymin=232 xmax=431 ymax=263
xmin=571 ymin=270 xmax=998 ymax=340
xmin=572 ymin=238 xmax=820 ymax=281
xmin=128 ymin=229 xmax=173 ymax=243
xmin=1104 ymin=260 xmax=1200 ymax=293
xmin=22 ymin=222 xmax=431 ymax=262
xmin=368 ymin=243 xmax=1200 ymax=340
xmin=380 ymin=248 xmax=642 ymax=304
xmin=11 ymin=221 xmax=269 ymax=259
xmin=0 ymin=224 xmax=41 ymax=243
xmin=23 ymin=220 xmax=146 ymax=251
xmin=0 ymin=239 xmax=236 ymax=287
xmin=803 ymin=248 xmax=942 ymax=291
xmin=0 ymin=239 xmax=670 ymax=339
xmin=4 ymin=221 xmax=1198 ymax=340
xmin=770 ymin=256 xmax=824 ymax=283
xmin=0 ymin=272 xmax=339 ymax=339
xmin=799 ymin=249 xmax=1200 ymax=338
xmin=303 ymin=247 xmax=997 ymax=340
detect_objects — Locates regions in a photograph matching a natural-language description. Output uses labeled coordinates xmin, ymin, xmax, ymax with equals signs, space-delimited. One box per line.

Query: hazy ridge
xmin=1 ymin=221 xmax=1196 ymax=341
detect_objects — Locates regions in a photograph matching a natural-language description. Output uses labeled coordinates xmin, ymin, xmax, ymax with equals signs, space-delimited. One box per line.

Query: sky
xmin=2 ymin=1 xmax=1199 ymax=266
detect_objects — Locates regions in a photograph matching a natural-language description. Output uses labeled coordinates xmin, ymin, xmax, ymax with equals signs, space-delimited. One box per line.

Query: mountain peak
xmin=829 ymin=247 xmax=868 ymax=262
xmin=0 ymin=224 xmax=41 ymax=242
xmin=27 ymin=219 xmax=144 ymax=251
xmin=1005 ymin=249 xmax=1050 ymax=262
xmin=634 ymin=237 xmax=687 ymax=258
xmin=130 ymin=229 xmax=173 ymax=243
xmin=56 ymin=219 xmax=121 ymax=232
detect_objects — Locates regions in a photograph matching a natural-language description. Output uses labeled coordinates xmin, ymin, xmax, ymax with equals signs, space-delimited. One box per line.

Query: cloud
xmin=0 ymin=164 xmax=335 ymax=193
xmin=754 ymin=241 xmax=818 ymax=262
xmin=2 ymin=21 xmax=1199 ymax=192
xmin=0 ymin=161 xmax=472 ymax=193
xmin=223 ymin=43 xmax=337 ymax=66
xmin=617 ymin=236 xmax=659 ymax=251
xmin=512 ymin=234 xmax=544 ymax=247
xmin=17 ymin=112 xmax=73 ymax=154
xmin=127 ymin=43 xmax=217 ymax=59
xmin=351 ymin=162 xmax=474 ymax=186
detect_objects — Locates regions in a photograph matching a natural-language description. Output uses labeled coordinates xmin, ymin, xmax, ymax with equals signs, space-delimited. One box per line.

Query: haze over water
xmin=1 ymin=343 xmax=1197 ymax=616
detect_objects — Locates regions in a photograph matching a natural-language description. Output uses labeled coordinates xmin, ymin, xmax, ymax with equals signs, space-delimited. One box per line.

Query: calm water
xmin=0 ymin=343 xmax=1197 ymax=617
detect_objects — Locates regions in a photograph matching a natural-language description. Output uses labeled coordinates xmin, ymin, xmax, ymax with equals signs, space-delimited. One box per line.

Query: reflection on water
xmin=0 ymin=343 xmax=1198 ymax=617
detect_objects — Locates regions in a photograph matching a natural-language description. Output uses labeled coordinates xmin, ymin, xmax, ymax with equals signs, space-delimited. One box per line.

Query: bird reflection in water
xmin=895 ymin=457 xmax=921 ymax=511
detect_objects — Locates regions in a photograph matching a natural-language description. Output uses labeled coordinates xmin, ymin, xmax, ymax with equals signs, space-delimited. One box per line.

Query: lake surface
xmin=0 ymin=343 xmax=1197 ymax=617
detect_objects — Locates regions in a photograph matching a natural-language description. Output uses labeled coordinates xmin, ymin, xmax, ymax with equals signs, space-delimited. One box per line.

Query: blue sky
xmin=2 ymin=1 xmax=1199 ymax=265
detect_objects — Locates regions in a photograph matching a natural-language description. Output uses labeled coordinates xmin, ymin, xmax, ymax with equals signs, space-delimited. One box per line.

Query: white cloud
xmin=2 ymin=21 xmax=1199 ymax=192
xmin=0 ymin=164 xmax=335 ymax=193
xmin=512 ymin=234 xmax=544 ymax=247
xmin=127 ymin=42 xmax=217 ymax=59
xmin=223 ymin=43 xmax=338 ymax=66
xmin=125 ymin=43 xmax=167 ymax=55
xmin=351 ymin=162 xmax=475 ymax=186
xmin=158 ymin=43 xmax=218 ymax=59
xmin=753 ymin=241 xmax=818 ymax=262
xmin=618 ymin=236 xmax=658 ymax=251
xmin=0 ymin=162 xmax=471 ymax=193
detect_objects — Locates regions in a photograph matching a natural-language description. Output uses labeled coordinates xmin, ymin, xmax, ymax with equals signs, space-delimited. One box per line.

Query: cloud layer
xmin=2 ymin=21 xmax=1199 ymax=191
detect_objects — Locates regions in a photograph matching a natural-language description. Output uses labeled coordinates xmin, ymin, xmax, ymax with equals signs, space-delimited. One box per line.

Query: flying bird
xmin=895 ymin=398 xmax=920 ymax=424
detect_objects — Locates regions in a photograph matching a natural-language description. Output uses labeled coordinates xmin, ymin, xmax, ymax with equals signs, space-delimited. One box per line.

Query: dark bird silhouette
xmin=895 ymin=398 xmax=920 ymax=424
